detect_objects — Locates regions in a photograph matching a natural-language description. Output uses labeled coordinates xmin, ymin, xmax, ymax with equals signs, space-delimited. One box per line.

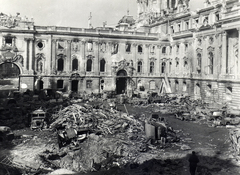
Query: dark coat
xmin=188 ymin=154 xmax=199 ymax=168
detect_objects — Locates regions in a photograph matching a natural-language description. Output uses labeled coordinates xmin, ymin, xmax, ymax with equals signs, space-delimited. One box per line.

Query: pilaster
xmin=221 ymin=31 xmax=227 ymax=74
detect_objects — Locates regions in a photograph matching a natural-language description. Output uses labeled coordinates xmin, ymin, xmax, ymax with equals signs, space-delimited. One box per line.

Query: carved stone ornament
xmin=196 ymin=48 xmax=203 ymax=53
xmin=197 ymin=38 xmax=202 ymax=46
xmin=0 ymin=52 xmax=23 ymax=65
xmin=209 ymin=36 xmax=214 ymax=45
xmin=207 ymin=46 xmax=215 ymax=53
xmin=0 ymin=13 xmax=18 ymax=28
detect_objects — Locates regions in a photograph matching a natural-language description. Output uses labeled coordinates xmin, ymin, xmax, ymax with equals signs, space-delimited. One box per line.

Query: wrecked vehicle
xmin=0 ymin=126 xmax=14 ymax=141
xmin=30 ymin=108 xmax=47 ymax=130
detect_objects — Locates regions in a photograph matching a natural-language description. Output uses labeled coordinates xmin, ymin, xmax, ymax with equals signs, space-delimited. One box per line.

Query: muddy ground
xmin=0 ymin=104 xmax=240 ymax=175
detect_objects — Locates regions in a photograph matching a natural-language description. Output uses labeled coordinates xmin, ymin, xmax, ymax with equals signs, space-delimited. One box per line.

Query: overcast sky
xmin=0 ymin=0 xmax=203 ymax=28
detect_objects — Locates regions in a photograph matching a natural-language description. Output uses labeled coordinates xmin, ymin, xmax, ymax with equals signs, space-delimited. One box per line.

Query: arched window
xmin=137 ymin=61 xmax=142 ymax=73
xmin=100 ymin=59 xmax=106 ymax=72
xmin=57 ymin=58 xmax=64 ymax=71
xmin=72 ymin=58 xmax=78 ymax=71
xmin=161 ymin=62 xmax=166 ymax=73
xmin=86 ymin=59 xmax=92 ymax=72
xmin=150 ymin=62 xmax=154 ymax=73
xmin=209 ymin=52 xmax=213 ymax=74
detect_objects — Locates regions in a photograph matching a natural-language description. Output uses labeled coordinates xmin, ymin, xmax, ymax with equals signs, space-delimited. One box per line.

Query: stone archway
xmin=116 ymin=70 xmax=127 ymax=94
xmin=0 ymin=62 xmax=20 ymax=90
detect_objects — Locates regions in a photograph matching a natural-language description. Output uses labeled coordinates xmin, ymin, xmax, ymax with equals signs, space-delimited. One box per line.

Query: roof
xmin=118 ymin=15 xmax=135 ymax=26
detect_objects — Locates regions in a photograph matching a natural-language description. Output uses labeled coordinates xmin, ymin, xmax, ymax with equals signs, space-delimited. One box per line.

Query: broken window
xmin=57 ymin=80 xmax=64 ymax=89
xmin=126 ymin=43 xmax=131 ymax=52
xmin=86 ymin=80 xmax=92 ymax=88
xmin=176 ymin=61 xmax=179 ymax=67
xmin=169 ymin=62 xmax=172 ymax=73
xmin=178 ymin=23 xmax=181 ymax=32
xmin=86 ymin=59 xmax=92 ymax=72
xmin=138 ymin=45 xmax=143 ymax=53
xmin=176 ymin=45 xmax=180 ymax=53
xmin=162 ymin=47 xmax=166 ymax=54
xmin=209 ymin=52 xmax=213 ymax=74
xmin=175 ymin=80 xmax=179 ymax=91
xmin=87 ymin=41 xmax=93 ymax=52
xmin=72 ymin=58 xmax=78 ymax=71
xmin=195 ymin=83 xmax=200 ymax=95
xmin=203 ymin=16 xmax=208 ymax=26
xmin=207 ymin=84 xmax=212 ymax=91
xmin=150 ymin=45 xmax=155 ymax=54
xmin=5 ymin=37 xmax=13 ymax=47
xmin=57 ymin=58 xmax=64 ymax=71
xmin=183 ymin=82 xmax=187 ymax=92
xmin=137 ymin=61 xmax=142 ymax=73
xmin=100 ymin=59 xmax=106 ymax=72
xmin=58 ymin=41 xmax=65 ymax=50
xmin=185 ymin=21 xmax=189 ymax=30
xmin=185 ymin=44 xmax=188 ymax=51
xmin=150 ymin=62 xmax=154 ymax=73
xmin=112 ymin=43 xmax=118 ymax=54
xmin=161 ymin=62 xmax=166 ymax=73
xmin=184 ymin=61 xmax=188 ymax=67
xmin=101 ymin=43 xmax=106 ymax=52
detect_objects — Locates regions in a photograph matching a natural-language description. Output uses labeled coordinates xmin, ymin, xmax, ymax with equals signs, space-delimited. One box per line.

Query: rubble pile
xmin=229 ymin=128 xmax=240 ymax=161
xmin=44 ymin=103 xmax=148 ymax=172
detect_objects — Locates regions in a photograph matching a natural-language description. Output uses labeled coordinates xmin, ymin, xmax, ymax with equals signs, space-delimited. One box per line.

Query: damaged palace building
xmin=1 ymin=0 xmax=240 ymax=111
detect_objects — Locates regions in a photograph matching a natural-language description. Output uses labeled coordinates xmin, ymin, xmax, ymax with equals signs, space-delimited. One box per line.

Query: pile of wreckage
xmin=0 ymin=97 xmax=180 ymax=174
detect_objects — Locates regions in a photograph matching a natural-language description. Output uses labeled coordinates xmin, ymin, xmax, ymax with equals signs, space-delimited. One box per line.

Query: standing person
xmin=188 ymin=151 xmax=199 ymax=175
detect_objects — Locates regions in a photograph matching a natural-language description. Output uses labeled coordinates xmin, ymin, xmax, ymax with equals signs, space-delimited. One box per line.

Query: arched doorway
xmin=116 ymin=70 xmax=127 ymax=94
xmin=0 ymin=63 xmax=20 ymax=90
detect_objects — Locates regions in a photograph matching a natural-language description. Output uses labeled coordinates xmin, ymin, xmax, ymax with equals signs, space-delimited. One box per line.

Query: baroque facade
xmin=1 ymin=0 xmax=240 ymax=111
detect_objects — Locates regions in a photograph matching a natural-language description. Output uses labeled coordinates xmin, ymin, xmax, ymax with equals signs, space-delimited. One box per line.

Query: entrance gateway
xmin=116 ymin=70 xmax=127 ymax=94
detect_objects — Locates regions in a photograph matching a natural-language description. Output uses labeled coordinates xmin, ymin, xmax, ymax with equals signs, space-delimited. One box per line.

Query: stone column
xmin=221 ymin=32 xmax=227 ymax=74
xmin=80 ymin=40 xmax=85 ymax=74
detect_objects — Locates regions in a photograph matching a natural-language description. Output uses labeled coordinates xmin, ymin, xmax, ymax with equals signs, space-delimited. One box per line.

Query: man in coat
xmin=188 ymin=151 xmax=199 ymax=175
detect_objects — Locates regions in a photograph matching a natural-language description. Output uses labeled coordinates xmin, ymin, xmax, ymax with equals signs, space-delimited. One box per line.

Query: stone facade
xmin=1 ymin=0 xmax=240 ymax=112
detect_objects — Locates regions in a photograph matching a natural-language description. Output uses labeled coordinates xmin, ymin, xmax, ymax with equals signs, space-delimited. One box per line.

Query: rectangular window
xmin=86 ymin=80 xmax=92 ymax=88
xmin=5 ymin=38 xmax=12 ymax=46
xmin=57 ymin=80 xmax=64 ymax=89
